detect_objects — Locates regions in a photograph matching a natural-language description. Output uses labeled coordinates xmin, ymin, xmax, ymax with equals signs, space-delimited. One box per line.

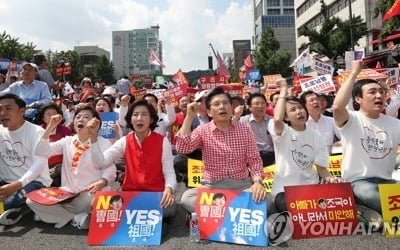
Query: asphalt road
xmin=2 ymin=182 xmax=400 ymax=250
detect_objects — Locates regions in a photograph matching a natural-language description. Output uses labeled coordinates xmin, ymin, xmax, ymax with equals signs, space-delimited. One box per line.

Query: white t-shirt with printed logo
xmin=268 ymin=121 xmax=329 ymax=197
xmin=0 ymin=122 xmax=52 ymax=187
xmin=339 ymin=111 xmax=400 ymax=182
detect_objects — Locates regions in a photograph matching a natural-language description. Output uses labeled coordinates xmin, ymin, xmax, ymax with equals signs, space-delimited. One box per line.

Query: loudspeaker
xmin=208 ymin=56 xmax=213 ymax=70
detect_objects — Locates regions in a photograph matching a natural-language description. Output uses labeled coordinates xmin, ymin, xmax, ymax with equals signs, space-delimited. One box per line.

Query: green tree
xmin=93 ymin=55 xmax=115 ymax=85
xmin=375 ymin=0 xmax=400 ymax=40
xmin=253 ymin=27 xmax=292 ymax=77
xmin=51 ymin=50 xmax=83 ymax=84
xmin=299 ymin=0 xmax=368 ymax=66
xmin=0 ymin=31 xmax=37 ymax=61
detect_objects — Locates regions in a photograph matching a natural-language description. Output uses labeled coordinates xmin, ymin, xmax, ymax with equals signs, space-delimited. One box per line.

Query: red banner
xmin=285 ymin=183 xmax=357 ymax=239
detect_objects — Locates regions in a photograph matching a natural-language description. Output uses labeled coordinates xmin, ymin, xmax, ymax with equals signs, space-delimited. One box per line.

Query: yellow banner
xmin=379 ymin=184 xmax=400 ymax=237
xmin=263 ymin=165 xmax=276 ymax=193
xmin=187 ymin=158 xmax=204 ymax=187
xmin=0 ymin=202 xmax=3 ymax=214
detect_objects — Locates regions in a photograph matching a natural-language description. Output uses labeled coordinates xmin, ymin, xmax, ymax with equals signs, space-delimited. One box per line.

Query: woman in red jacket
xmin=89 ymin=99 xmax=176 ymax=218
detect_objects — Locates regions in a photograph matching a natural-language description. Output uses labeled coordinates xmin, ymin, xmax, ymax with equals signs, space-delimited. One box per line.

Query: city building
xmin=232 ymin=40 xmax=251 ymax=70
xmin=295 ymin=0 xmax=381 ymax=58
xmin=253 ymin=0 xmax=297 ymax=60
xmin=74 ymin=45 xmax=110 ymax=75
xmin=112 ymin=25 xmax=162 ymax=78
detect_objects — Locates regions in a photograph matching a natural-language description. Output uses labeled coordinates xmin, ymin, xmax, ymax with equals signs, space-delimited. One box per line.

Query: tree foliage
xmin=299 ymin=0 xmax=368 ymax=65
xmin=253 ymin=27 xmax=292 ymax=77
xmin=0 ymin=31 xmax=37 ymax=61
xmin=94 ymin=55 xmax=115 ymax=85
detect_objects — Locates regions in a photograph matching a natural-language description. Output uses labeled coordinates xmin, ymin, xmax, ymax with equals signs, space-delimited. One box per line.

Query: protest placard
xmin=87 ymin=191 xmax=163 ymax=246
xmin=285 ymin=183 xmax=357 ymax=239
xmin=26 ymin=187 xmax=77 ymax=205
xmin=99 ymin=112 xmax=118 ymax=139
xmin=196 ymin=188 xmax=268 ymax=247
xmin=379 ymin=184 xmax=400 ymax=237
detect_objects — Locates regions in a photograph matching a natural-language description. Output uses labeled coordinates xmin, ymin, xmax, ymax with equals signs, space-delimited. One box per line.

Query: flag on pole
xmin=216 ymin=52 xmax=231 ymax=78
xmin=383 ymin=0 xmax=400 ymax=21
xmin=172 ymin=69 xmax=188 ymax=85
xmin=149 ymin=50 xmax=166 ymax=68
xmin=290 ymin=47 xmax=310 ymax=68
xmin=244 ymin=54 xmax=253 ymax=69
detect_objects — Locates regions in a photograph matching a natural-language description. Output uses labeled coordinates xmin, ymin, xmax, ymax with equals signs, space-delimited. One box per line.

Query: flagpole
xmin=209 ymin=43 xmax=218 ymax=58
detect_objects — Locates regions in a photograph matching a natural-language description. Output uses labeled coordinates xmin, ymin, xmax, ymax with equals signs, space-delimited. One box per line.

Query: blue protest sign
xmin=99 ymin=112 xmax=117 ymax=139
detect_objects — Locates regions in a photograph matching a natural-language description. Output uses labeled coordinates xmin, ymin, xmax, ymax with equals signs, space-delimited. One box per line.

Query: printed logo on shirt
xmin=0 ymin=140 xmax=26 ymax=167
xmin=360 ymin=126 xmax=392 ymax=159
xmin=291 ymin=144 xmax=313 ymax=170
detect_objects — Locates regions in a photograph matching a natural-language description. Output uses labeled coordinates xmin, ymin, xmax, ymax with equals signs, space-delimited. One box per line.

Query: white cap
xmin=194 ymin=89 xmax=210 ymax=102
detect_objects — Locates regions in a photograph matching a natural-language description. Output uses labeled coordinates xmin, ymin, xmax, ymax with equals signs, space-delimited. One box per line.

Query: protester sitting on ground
xmin=35 ymin=103 xmax=72 ymax=186
xmin=176 ymin=87 xmax=267 ymax=214
xmin=94 ymin=97 xmax=122 ymax=143
xmin=26 ymin=105 xmax=116 ymax=229
xmin=332 ymin=60 xmax=400 ymax=227
xmin=0 ymin=93 xmax=52 ymax=226
xmin=0 ymin=62 xmax=52 ymax=121
xmin=174 ymin=90 xmax=210 ymax=183
xmin=239 ymin=93 xmax=275 ymax=167
xmin=90 ymin=100 xmax=176 ymax=219
xmin=268 ymin=79 xmax=342 ymax=213
xmin=169 ymin=95 xmax=190 ymax=147
xmin=300 ymin=91 xmax=341 ymax=154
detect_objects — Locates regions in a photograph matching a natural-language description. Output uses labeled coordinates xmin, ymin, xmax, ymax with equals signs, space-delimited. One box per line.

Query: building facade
xmin=74 ymin=45 xmax=110 ymax=75
xmin=295 ymin=0 xmax=381 ymax=57
xmin=253 ymin=0 xmax=297 ymax=60
xmin=232 ymin=40 xmax=251 ymax=70
xmin=112 ymin=25 xmax=162 ymax=78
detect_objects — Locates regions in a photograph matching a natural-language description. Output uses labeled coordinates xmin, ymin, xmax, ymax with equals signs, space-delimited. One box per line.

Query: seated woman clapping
xmin=90 ymin=100 xmax=177 ymax=218
xmin=26 ymin=105 xmax=116 ymax=229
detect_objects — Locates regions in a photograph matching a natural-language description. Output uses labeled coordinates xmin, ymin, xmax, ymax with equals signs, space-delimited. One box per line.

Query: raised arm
xmin=332 ymin=60 xmax=362 ymax=128
xmin=273 ymin=79 xmax=288 ymax=136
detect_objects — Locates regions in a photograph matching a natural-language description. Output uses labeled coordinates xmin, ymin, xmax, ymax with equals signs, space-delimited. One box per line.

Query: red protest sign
xmin=285 ymin=183 xmax=357 ymax=239
xmin=26 ymin=187 xmax=77 ymax=205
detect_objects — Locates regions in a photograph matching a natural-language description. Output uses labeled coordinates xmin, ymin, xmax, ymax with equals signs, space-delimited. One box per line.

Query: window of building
xmin=283 ymin=0 xmax=293 ymax=6
xmin=283 ymin=8 xmax=294 ymax=15
xmin=267 ymin=9 xmax=280 ymax=15
xmin=267 ymin=0 xmax=280 ymax=7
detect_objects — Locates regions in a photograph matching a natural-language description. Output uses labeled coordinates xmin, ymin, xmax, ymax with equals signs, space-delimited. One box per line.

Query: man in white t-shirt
xmin=300 ymin=90 xmax=340 ymax=154
xmin=0 ymin=93 xmax=52 ymax=225
xmin=333 ymin=60 xmax=400 ymax=223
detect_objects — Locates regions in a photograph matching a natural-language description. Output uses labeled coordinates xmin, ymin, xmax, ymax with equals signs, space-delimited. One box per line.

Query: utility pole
xmin=349 ymin=0 xmax=354 ymax=51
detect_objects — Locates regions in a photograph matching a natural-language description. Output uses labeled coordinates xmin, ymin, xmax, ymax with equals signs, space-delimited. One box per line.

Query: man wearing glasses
xmin=0 ymin=62 xmax=52 ymax=121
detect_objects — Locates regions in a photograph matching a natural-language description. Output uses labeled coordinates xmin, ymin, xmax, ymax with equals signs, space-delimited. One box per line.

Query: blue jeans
xmin=0 ymin=181 xmax=45 ymax=210
xmin=351 ymin=177 xmax=399 ymax=214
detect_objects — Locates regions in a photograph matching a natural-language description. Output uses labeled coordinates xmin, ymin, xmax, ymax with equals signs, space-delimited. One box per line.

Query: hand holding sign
xmin=250 ymin=180 xmax=267 ymax=203
xmin=160 ymin=187 xmax=174 ymax=208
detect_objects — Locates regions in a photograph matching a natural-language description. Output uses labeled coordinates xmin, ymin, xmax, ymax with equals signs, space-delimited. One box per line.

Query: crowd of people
xmin=0 ymin=57 xmax=398 ymax=244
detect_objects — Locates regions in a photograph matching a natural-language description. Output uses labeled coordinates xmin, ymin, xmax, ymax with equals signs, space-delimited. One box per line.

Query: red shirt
xmin=123 ymin=132 xmax=165 ymax=191
xmin=175 ymin=120 xmax=264 ymax=181
xmin=170 ymin=111 xmax=185 ymax=145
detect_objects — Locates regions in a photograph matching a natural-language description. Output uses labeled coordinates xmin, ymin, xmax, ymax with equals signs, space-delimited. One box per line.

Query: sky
xmin=0 ymin=0 xmax=253 ymax=74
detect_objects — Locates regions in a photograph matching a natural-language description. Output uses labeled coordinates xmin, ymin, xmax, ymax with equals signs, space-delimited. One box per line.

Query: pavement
xmin=2 ymin=181 xmax=400 ymax=250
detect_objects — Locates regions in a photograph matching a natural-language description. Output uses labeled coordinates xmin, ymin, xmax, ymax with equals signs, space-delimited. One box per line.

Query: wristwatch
xmin=253 ymin=179 xmax=264 ymax=185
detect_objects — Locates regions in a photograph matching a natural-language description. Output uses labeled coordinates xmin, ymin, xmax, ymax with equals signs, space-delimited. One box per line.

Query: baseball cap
xmin=194 ymin=89 xmax=210 ymax=102
xmin=22 ymin=62 xmax=39 ymax=72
